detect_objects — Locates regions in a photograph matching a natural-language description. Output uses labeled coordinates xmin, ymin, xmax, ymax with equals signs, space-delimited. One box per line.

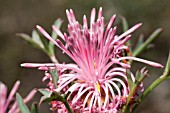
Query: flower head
xmin=0 ymin=81 xmax=36 ymax=113
xmin=22 ymin=7 xmax=162 ymax=112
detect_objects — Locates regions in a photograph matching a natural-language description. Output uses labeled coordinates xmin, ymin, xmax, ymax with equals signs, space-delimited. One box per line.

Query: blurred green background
xmin=0 ymin=0 xmax=169 ymax=113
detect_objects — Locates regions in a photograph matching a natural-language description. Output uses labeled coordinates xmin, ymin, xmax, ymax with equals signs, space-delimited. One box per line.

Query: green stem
xmin=63 ymin=100 xmax=74 ymax=113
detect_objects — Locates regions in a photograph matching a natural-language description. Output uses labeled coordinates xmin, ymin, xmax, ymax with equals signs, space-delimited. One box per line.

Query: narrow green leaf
xmin=38 ymin=34 xmax=49 ymax=52
xmin=17 ymin=33 xmax=40 ymax=48
xmin=49 ymin=18 xmax=63 ymax=55
xmin=32 ymin=30 xmax=44 ymax=49
xmin=38 ymin=89 xmax=51 ymax=97
xmin=120 ymin=16 xmax=129 ymax=32
xmin=39 ymin=91 xmax=63 ymax=104
xmin=133 ymin=28 xmax=163 ymax=57
xmin=51 ymin=18 xmax=63 ymax=39
xmin=38 ymin=89 xmax=51 ymax=104
xmin=49 ymin=68 xmax=58 ymax=89
xmin=126 ymin=69 xmax=133 ymax=90
xmin=16 ymin=93 xmax=30 ymax=113
xmin=17 ymin=33 xmax=47 ymax=54
xmin=31 ymin=102 xmax=39 ymax=113
xmin=134 ymin=34 xmax=144 ymax=50
xmin=135 ymin=67 xmax=148 ymax=83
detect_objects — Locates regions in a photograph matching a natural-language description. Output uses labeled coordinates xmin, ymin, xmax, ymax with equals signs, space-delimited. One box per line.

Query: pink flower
xmin=21 ymin=7 xmax=162 ymax=112
xmin=0 ymin=81 xmax=36 ymax=113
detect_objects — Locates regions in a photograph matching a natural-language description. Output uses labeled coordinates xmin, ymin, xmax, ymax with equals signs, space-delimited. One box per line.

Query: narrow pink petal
xmin=73 ymin=86 xmax=93 ymax=104
xmin=98 ymin=7 xmax=102 ymax=19
xmin=0 ymin=82 xmax=7 ymax=113
xmin=115 ymin=23 xmax=142 ymax=42
xmin=83 ymin=91 xmax=93 ymax=108
xmin=69 ymin=9 xmax=76 ymax=23
xmin=21 ymin=63 xmax=56 ymax=68
xmin=66 ymin=83 xmax=81 ymax=94
xmin=5 ymin=81 xmax=20 ymax=110
xmin=83 ymin=15 xmax=88 ymax=29
xmin=90 ymin=8 xmax=96 ymax=29
xmin=102 ymin=84 xmax=109 ymax=108
xmin=108 ymin=80 xmax=121 ymax=97
xmin=36 ymin=25 xmax=60 ymax=47
xmin=57 ymin=77 xmax=76 ymax=92
xmin=52 ymin=25 xmax=65 ymax=40
xmin=8 ymin=101 xmax=18 ymax=113
xmin=24 ymin=89 xmax=37 ymax=103
xmin=89 ymin=92 xmax=95 ymax=112
xmin=106 ymin=81 xmax=115 ymax=100
xmin=66 ymin=9 xmax=72 ymax=24
xmin=97 ymin=96 xmax=101 ymax=110
xmin=107 ymin=15 xmax=116 ymax=30
xmin=38 ymin=67 xmax=55 ymax=70
xmin=111 ymin=78 xmax=128 ymax=96
xmin=118 ymin=56 xmax=163 ymax=68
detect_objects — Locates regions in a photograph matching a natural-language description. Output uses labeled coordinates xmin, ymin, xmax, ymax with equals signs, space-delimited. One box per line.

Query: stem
xmin=63 ymin=100 xmax=73 ymax=113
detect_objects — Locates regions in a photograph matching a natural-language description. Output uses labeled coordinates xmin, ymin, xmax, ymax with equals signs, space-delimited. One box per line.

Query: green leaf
xmin=32 ymin=30 xmax=44 ymax=49
xmin=38 ymin=89 xmax=51 ymax=104
xmin=134 ymin=34 xmax=144 ymax=50
xmin=31 ymin=102 xmax=39 ymax=113
xmin=17 ymin=33 xmax=48 ymax=54
xmin=135 ymin=67 xmax=148 ymax=83
xmin=133 ymin=28 xmax=163 ymax=57
xmin=51 ymin=18 xmax=63 ymax=39
xmin=16 ymin=93 xmax=30 ymax=113
xmin=38 ymin=88 xmax=51 ymax=96
xmin=126 ymin=69 xmax=133 ymax=90
xmin=120 ymin=16 xmax=129 ymax=32
xmin=49 ymin=18 xmax=63 ymax=55
xmin=38 ymin=34 xmax=49 ymax=52
xmin=17 ymin=33 xmax=41 ymax=49
xmin=49 ymin=68 xmax=58 ymax=89
xmin=39 ymin=90 xmax=64 ymax=104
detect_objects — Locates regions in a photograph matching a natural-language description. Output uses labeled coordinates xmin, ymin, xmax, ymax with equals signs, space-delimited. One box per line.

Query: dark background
xmin=0 ymin=0 xmax=169 ymax=113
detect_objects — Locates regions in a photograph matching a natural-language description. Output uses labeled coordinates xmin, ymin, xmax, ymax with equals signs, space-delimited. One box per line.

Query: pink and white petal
xmin=118 ymin=56 xmax=163 ymax=68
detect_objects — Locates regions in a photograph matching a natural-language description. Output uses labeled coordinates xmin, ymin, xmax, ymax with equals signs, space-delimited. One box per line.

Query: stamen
xmin=94 ymin=59 xmax=97 ymax=69
xmin=96 ymin=81 xmax=101 ymax=95
xmin=123 ymin=48 xmax=132 ymax=63
xmin=126 ymin=48 xmax=132 ymax=56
